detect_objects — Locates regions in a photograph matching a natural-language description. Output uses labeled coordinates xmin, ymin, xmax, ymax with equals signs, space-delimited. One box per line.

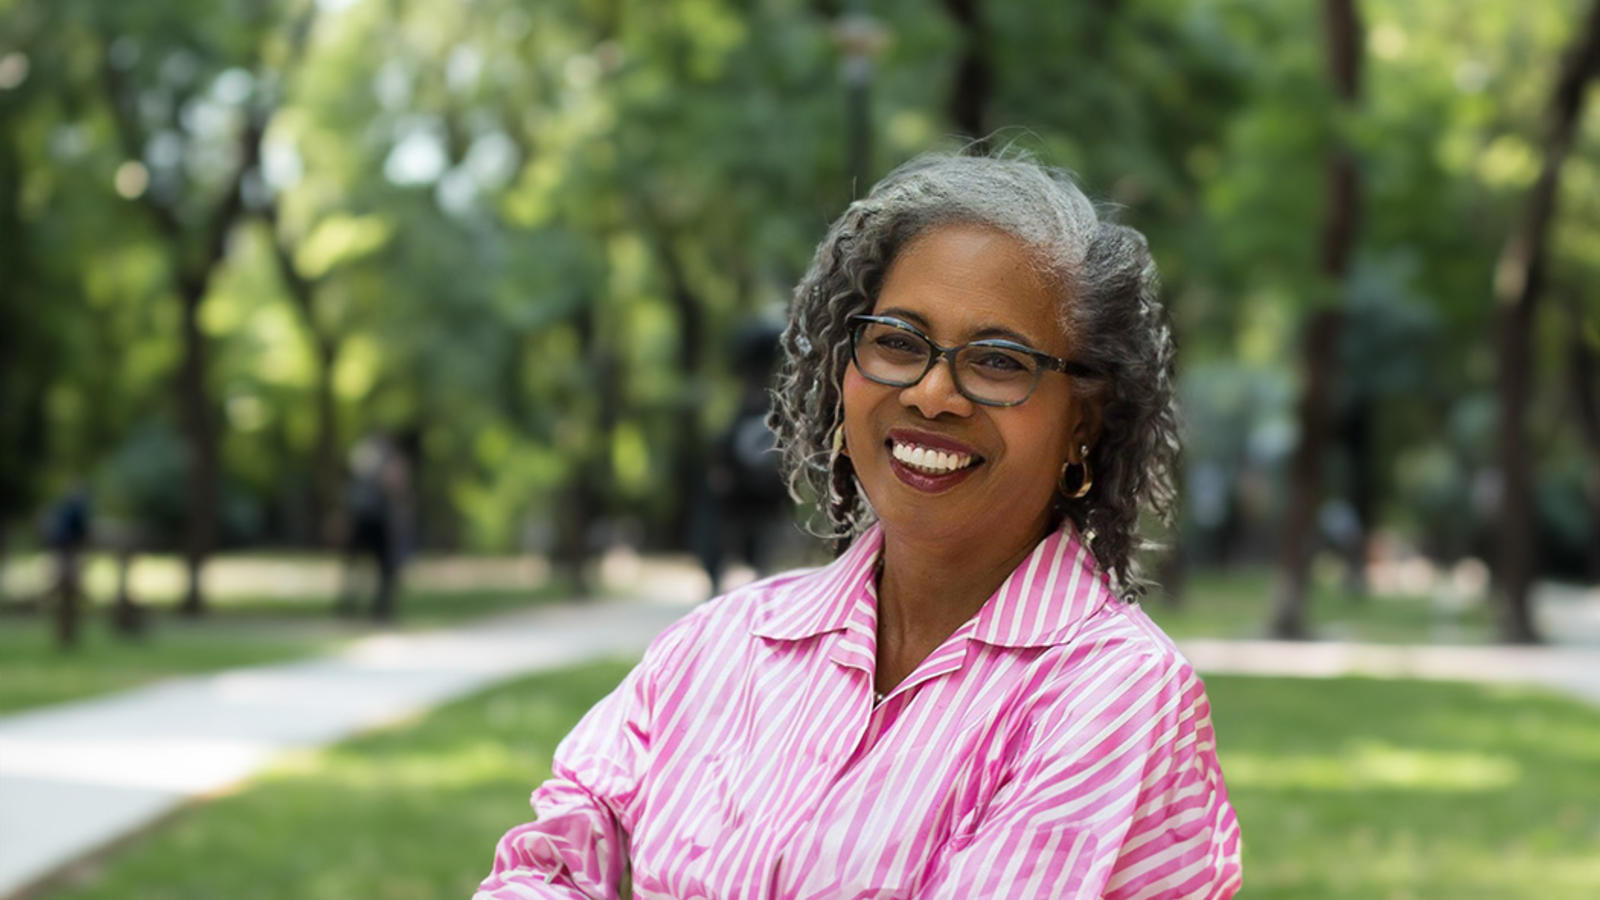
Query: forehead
xmin=872 ymin=224 xmax=1067 ymax=351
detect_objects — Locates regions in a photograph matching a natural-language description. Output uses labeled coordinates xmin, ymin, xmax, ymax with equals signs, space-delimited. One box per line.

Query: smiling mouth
xmin=886 ymin=438 xmax=983 ymax=475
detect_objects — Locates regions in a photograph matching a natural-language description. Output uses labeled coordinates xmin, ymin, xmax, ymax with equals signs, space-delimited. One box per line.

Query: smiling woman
xmin=475 ymin=152 xmax=1240 ymax=899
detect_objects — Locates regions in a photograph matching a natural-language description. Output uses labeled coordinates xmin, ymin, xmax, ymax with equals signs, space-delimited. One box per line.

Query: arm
xmin=914 ymin=653 xmax=1241 ymax=900
xmin=473 ymin=619 xmax=693 ymax=899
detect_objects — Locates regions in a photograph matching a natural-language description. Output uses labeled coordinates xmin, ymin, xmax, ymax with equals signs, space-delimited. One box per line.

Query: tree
xmin=1492 ymin=0 xmax=1600 ymax=643
xmin=1270 ymin=0 xmax=1364 ymax=639
xmin=942 ymin=0 xmax=991 ymax=144
xmin=92 ymin=1 xmax=321 ymax=614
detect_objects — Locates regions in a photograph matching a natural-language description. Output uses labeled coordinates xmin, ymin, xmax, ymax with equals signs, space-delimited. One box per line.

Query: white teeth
xmin=891 ymin=441 xmax=975 ymax=474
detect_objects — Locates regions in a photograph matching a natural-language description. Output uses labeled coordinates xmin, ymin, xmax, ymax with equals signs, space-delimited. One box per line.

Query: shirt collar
xmin=967 ymin=521 xmax=1114 ymax=648
xmin=749 ymin=524 xmax=883 ymax=641
xmin=750 ymin=521 xmax=1112 ymax=649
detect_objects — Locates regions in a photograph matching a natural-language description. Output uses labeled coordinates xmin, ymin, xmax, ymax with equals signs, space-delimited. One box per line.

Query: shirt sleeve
xmin=473 ymin=616 xmax=695 ymax=900
xmin=913 ymin=650 xmax=1242 ymax=900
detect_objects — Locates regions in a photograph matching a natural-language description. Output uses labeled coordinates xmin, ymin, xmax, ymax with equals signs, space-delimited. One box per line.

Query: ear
xmin=1067 ymin=396 xmax=1105 ymax=460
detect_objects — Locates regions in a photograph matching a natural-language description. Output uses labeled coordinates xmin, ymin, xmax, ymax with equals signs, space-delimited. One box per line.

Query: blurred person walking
xmin=337 ymin=433 xmax=414 ymax=621
xmin=693 ymin=323 xmax=788 ymax=595
xmin=42 ymin=484 xmax=90 ymax=648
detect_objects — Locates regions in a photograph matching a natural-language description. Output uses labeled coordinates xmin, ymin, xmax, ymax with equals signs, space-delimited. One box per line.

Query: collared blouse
xmin=475 ymin=522 xmax=1242 ymax=899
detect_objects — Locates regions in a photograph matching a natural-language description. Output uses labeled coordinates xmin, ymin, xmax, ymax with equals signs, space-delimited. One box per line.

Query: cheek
xmin=840 ymin=364 xmax=877 ymax=448
xmin=996 ymin=408 xmax=1074 ymax=485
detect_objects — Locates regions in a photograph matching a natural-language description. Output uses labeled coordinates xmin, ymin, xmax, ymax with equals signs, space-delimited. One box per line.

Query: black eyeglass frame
xmin=847 ymin=314 xmax=1100 ymax=408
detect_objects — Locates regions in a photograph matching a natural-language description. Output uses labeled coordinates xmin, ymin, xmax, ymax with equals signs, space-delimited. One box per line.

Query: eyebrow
xmin=875 ymin=306 xmax=1045 ymax=349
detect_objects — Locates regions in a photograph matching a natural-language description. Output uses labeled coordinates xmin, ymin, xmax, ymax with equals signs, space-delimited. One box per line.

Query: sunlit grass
xmin=1210 ymin=676 xmax=1600 ymax=899
xmin=37 ymin=660 xmax=633 ymax=900
xmin=1146 ymin=568 xmax=1494 ymax=644
xmin=28 ymin=665 xmax=1600 ymax=900
xmin=0 ymin=584 xmax=568 ymax=715
xmin=0 ymin=618 xmax=334 ymax=716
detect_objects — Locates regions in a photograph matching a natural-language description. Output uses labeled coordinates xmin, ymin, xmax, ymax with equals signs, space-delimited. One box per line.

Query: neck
xmin=872 ymin=514 xmax=1054 ymax=688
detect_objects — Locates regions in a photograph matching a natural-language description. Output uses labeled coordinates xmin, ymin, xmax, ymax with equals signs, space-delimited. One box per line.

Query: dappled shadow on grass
xmin=1207 ymin=675 xmax=1600 ymax=899
xmin=38 ymin=660 xmax=634 ymax=900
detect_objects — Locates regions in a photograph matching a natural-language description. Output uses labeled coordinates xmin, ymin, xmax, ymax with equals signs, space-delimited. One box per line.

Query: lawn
xmin=0 ymin=584 xmax=569 ymax=715
xmin=0 ymin=554 xmax=1492 ymax=719
xmin=1145 ymin=567 xmax=1494 ymax=644
xmin=32 ymin=664 xmax=1600 ymax=900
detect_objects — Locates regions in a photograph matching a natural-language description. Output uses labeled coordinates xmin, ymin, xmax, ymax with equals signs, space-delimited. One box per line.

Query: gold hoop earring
xmin=1059 ymin=445 xmax=1092 ymax=499
xmin=827 ymin=424 xmax=851 ymax=504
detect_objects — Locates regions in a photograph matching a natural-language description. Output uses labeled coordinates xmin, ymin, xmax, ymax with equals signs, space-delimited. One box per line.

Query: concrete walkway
xmin=0 ymin=596 xmax=689 ymax=899
xmin=1177 ymin=639 xmax=1600 ymax=706
xmin=3 ymin=567 xmax=1598 ymax=898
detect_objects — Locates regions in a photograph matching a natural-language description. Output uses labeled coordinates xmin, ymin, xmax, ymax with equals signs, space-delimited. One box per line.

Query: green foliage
xmin=4 ymin=0 xmax=1598 ymax=564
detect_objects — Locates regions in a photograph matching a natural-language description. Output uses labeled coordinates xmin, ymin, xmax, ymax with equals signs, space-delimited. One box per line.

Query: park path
xmin=2 ymin=562 xmax=1598 ymax=899
xmin=1178 ymin=639 xmax=1600 ymax=705
xmin=0 ymin=594 xmax=689 ymax=899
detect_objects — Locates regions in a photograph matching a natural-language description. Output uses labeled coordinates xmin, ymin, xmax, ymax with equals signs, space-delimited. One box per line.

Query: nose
xmin=900 ymin=356 xmax=974 ymax=419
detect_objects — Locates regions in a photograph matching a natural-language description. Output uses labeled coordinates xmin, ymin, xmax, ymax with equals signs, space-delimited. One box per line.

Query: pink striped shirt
xmin=476 ymin=523 xmax=1241 ymax=899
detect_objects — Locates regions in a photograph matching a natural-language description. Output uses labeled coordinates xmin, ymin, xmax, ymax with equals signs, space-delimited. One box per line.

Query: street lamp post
xmin=832 ymin=6 xmax=890 ymax=197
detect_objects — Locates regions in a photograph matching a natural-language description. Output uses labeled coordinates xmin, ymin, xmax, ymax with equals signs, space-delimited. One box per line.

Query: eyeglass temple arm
xmin=1041 ymin=355 xmax=1099 ymax=378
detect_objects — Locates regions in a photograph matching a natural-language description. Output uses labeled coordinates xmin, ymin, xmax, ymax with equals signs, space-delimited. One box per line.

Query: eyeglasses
xmin=848 ymin=314 xmax=1098 ymax=407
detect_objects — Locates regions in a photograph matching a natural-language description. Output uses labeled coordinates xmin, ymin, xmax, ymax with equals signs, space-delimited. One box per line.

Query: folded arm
xmin=474 ymin=618 xmax=697 ymax=899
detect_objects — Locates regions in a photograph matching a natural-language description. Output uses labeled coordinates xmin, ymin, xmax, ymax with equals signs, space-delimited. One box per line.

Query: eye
xmin=874 ymin=333 xmax=922 ymax=353
xmin=971 ymin=350 xmax=1031 ymax=374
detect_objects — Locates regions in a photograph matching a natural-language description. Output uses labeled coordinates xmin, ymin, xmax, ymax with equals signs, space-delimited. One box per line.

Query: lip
xmin=883 ymin=427 xmax=984 ymax=494
xmin=885 ymin=428 xmax=981 ymax=457
xmin=888 ymin=455 xmax=981 ymax=493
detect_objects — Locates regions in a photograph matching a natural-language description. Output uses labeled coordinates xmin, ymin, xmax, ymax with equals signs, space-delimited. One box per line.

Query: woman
xmin=476 ymin=153 xmax=1241 ymax=899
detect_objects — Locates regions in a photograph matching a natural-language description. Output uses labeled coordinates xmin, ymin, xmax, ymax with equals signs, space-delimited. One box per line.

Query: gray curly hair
xmin=768 ymin=151 xmax=1180 ymax=600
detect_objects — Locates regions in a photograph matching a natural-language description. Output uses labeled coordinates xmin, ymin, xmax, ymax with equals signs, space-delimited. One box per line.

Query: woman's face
xmin=841 ymin=224 xmax=1094 ymax=552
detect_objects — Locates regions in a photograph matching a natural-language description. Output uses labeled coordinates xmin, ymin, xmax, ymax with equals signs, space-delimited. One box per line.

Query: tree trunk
xmin=645 ymin=225 xmax=707 ymax=543
xmin=264 ymin=201 xmax=343 ymax=548
xmin=942 ymin=0 xmax=991 ymax=146
xmin=313 ymin=337 xmax=341 ymax=546
xmin=1272 ymin=0 xmax=1363 ymax=639
xmin=1341 ymin=398 xmax=1375 ymax=597
xmin=1492 ymin=0 xmax=1600 ymax=644
xmin=1272 ymin=308 xmax=1344 ymax=638
xmin=552 ymin=300 xmax=608 ymax=594
xmin=177 ymin=277 xmax=219 ymax=617
xmin=1567 ymin=299 xmax=1600 ymax=582
xmin=52 ymin=547 xmax=82 ymax=650
xmin=111 ymin=543 xmax=144 ymax=636
xmin=100 ymin=14 xmax=292 ymax=616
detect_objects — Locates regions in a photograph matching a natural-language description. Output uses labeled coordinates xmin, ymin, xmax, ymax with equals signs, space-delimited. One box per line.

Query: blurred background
xmin=2 ymin=0 xmax=1599 ymax=898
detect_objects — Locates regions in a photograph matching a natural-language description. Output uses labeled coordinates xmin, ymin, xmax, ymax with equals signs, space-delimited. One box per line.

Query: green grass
xmin=1210 ymin=675 xmax=1600 ymax=899
xmin=31 ymin=664 xmax=1600 ymax=900
xmin=0 ymin=585 xmax=568 ymax=716
xmin=38 ymin=660 xmax=632 ymax=900
xmin=1146 ymin=568 xmax=1494 ymax=644
xmin=0 ymin=618 xmax=337 ymax=716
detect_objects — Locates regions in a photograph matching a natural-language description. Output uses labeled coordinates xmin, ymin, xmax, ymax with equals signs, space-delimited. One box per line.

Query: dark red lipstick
xmin=884 ymin=428 xmax=983 ymax=494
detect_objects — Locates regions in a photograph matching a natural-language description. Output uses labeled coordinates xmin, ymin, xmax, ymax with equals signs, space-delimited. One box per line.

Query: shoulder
xmin=1022 ymin=599 xmax=1214 ymax=756
xmin=636 ymin=565 xmax=831 ymax=675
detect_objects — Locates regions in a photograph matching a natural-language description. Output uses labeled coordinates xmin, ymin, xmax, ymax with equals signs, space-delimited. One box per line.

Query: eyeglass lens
xmin=854 ymin=320 xmax=1040 ymax=405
